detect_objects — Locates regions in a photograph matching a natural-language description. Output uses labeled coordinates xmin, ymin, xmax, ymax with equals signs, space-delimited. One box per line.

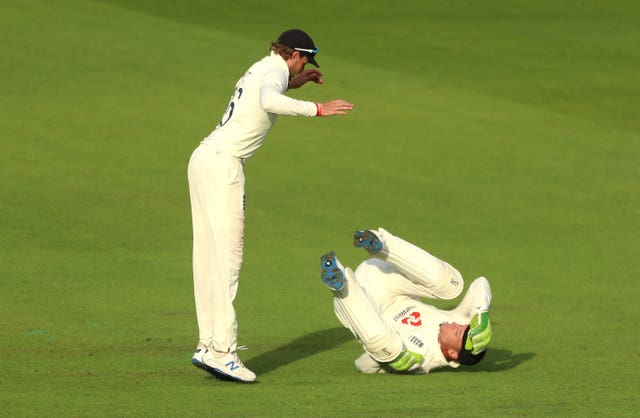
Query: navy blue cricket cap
xmin=277 ymin=29 xmax=320 ymax=68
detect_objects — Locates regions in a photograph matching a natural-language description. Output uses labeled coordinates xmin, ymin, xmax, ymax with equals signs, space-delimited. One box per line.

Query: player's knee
xmin=440 ymin=264 xmax=464 ymax=300
xmin=362 ymin=326 xmax=403 ymax=363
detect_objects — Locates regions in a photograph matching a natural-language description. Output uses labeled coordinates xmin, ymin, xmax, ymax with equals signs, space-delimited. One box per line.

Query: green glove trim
xmin=465 ymin=312 xmax=492 ymax=355
xmin=388 ymin=350 xmax=424 ymax=372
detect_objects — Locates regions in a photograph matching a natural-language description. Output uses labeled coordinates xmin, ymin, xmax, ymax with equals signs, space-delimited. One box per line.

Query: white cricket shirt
xmin=202 ymin=52 xmax=317 ymax=160
xmin=382 ymin=297 xmax=462 ymax=373
xmin=356 ymin=276 xmax=492 ymax=374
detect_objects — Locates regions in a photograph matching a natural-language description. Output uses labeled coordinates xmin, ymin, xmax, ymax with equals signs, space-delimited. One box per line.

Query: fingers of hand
xmin=467 ymin=313 xmax=491 ymax=354
xmin=303 ymin=68 xmax=322 ymax=76
xmin=469 ymin=312 xmax=489 ymax=336
xmin=318 ymin=100 xmax=354 ymax=116
xmin=388 ymin=351 xmax=423 ymax=372
xmin=470 ymin=324 xmax=492 ymax=354
xmin=328 ymin=100 xmax=354 ymax=110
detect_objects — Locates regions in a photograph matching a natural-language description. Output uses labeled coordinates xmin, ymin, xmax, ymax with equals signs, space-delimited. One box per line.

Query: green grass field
xmin=1 ymin=0 xmax=639 ymax=416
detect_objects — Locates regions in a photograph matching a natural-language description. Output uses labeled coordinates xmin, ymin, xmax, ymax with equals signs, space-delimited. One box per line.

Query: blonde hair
xmin=270 ymin=42 xmax=295 ymax=60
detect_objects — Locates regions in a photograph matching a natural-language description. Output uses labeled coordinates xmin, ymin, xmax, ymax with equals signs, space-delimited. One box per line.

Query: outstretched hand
xmin=317 ymin=100 xmax=355 ymax=116
xmin=288 ymin=69 xmax=323 ymax=89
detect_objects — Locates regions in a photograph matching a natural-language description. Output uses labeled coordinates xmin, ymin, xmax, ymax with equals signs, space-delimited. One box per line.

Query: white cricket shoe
xmin=202 ymin=347 xmax=256 ymax=383
xmin=191 ymin=342 xmax=207 ymax=369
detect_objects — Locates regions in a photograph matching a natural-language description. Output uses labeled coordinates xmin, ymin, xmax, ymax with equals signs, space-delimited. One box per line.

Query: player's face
xmin=438 ymin=322 xmax=467 ymax=352
xmin=290 ymin=52 xmax=309 ymax=76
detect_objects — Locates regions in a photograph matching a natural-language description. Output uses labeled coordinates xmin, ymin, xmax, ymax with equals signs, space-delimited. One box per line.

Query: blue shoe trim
xmin=320 ymin=251 xmax=345 ymax=291
xmin=353 ymin=230 xmax=383 ymax=253
xmin=204 ymin=366 xmax=254 ymax=383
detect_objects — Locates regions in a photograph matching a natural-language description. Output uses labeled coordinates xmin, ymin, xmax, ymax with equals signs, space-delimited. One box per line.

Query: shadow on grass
xmin=244 ymin=332 xmax=532 ymax=376
xmin=441 ymin=347 xmax=535 ymax=374
xmin=247 ymin=327 xmax=353 ymax=374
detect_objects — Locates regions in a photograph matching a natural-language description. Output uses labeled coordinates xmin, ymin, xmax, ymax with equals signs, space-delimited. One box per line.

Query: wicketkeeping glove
xmin=465 ymin=311 xmax=492 ymax=355
xmin=387 ymin=350 xmax=423 ymax=372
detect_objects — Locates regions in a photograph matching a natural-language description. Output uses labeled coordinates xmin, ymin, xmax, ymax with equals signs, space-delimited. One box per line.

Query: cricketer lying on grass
xmin=320 ymin=228 xmax=493 ymax=374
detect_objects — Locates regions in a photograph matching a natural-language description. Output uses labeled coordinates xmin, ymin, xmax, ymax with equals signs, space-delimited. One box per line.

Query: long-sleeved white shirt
xmin=202 ymin=52 xmax=317 ymax=160
xmin=355 ymin=277 xmax=493 ymax=374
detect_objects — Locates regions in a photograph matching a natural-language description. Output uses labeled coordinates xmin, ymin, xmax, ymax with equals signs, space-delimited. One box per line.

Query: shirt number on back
xmin=219 ymin=87 xmax=243 ymax=127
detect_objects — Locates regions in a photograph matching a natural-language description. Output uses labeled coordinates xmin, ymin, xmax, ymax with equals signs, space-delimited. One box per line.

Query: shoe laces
xmin=207 ymin=345 xmax=250 ymax=363
xmin=230 ymin=346 xmax=249 ymax=366
xmin=206 ymin=344 xmax=249 ymax=352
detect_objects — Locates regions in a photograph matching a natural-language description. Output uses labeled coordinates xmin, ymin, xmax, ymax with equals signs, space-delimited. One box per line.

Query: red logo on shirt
xmin=401 ymin=311 xmax=422 ymax=326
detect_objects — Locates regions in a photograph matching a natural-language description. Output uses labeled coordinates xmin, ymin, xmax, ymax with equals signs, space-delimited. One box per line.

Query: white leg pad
xmin=333 ymin=268 xmax=404 ymax=363
xmin=373 ymin=227 xmax=464 ymax=300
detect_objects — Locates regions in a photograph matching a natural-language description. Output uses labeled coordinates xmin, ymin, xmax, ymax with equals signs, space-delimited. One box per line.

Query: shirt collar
xmin=269 ymin=51 xmax=289 ymax=76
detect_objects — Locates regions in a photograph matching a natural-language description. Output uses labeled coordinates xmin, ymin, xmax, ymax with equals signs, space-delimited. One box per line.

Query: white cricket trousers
xmin=187 ymin=143 xmax=245 ymax=352
xmin=355 ymin=227 xmax=464 ymax=305
xmin=333 ymin=228 xmax=464 ymax=362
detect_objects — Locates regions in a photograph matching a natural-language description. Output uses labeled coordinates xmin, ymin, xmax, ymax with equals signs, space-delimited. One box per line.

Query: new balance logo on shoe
xmin=201 ymin=347 xmax=257 ymax=382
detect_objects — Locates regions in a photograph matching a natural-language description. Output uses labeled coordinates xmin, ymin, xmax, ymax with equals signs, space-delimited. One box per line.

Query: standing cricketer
xmin=188 ymin=29 xmax=354 ymax=382
xmin=320 ymin=228 xmax=493 ymax=374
